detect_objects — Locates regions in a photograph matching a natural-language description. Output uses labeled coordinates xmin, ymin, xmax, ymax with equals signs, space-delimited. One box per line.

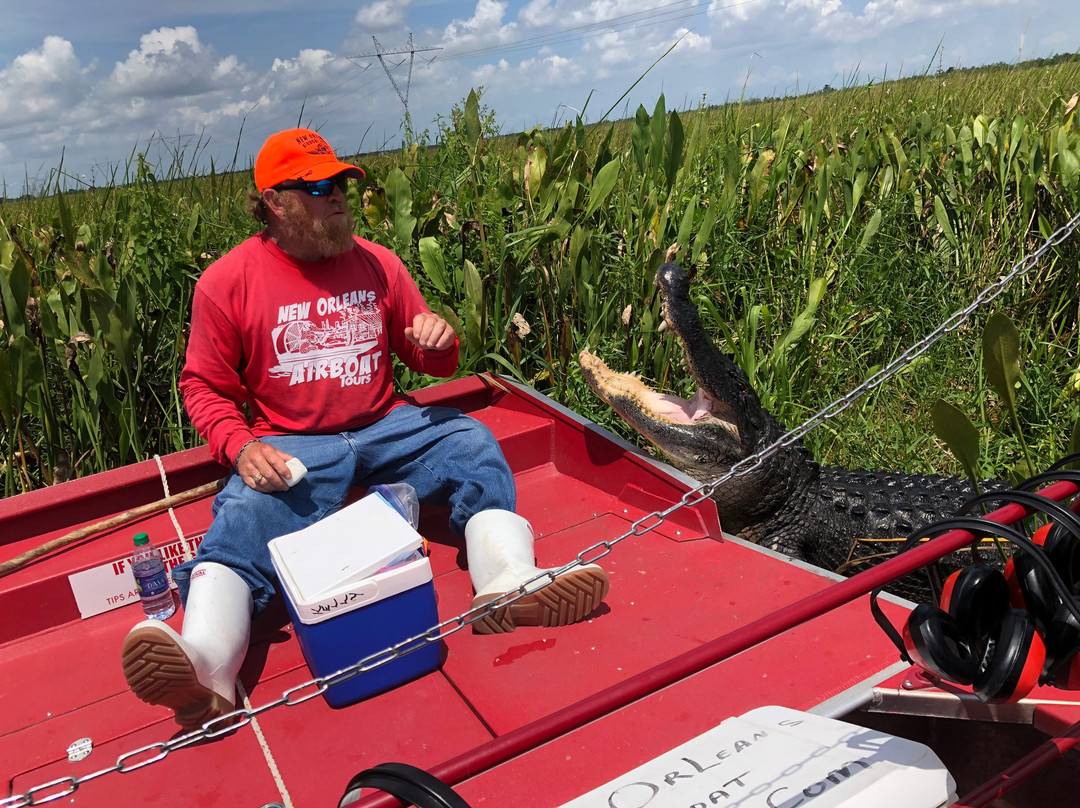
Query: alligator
xmin=579 ymin=262 xmax=995 ymax=581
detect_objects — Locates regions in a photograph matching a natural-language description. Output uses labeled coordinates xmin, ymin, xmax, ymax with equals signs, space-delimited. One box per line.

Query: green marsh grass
xmin=1 ymin=56 xmax=1079 ymax=494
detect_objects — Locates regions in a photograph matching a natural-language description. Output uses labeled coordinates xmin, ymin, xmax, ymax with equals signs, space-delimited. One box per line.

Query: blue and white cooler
xmin=268 ymin=492 xmax=442 ymax=708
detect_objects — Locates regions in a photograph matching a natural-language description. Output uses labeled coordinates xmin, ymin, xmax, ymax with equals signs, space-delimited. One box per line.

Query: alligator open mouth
xmin=578 ymin=263 xmax=773 ymax=478
xmin=577 ymin=352 xmax=737 ymax=428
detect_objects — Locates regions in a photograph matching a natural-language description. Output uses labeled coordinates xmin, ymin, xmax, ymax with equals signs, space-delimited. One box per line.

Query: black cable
xmin=339 ymin=762 xmax=472 ymax=808
xmin=1014 ymin=466 xmax=1080 ymax=494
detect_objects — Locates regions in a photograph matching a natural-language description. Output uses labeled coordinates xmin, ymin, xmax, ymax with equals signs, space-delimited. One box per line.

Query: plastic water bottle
xmin=131 ymin=532 xmax=176 ymax=620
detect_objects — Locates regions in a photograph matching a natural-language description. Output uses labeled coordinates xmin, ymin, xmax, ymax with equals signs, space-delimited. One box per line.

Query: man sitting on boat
xmin=119 ymin=128 xmax=611 ymax=730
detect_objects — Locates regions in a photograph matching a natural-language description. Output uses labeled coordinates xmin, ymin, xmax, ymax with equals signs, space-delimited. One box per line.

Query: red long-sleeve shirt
xmin=180 ymin=232 xmax=459 ymax=467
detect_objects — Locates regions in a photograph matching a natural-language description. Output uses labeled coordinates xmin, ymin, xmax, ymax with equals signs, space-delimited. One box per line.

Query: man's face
xmin=270 ymin=177 xmax=356 ymax=259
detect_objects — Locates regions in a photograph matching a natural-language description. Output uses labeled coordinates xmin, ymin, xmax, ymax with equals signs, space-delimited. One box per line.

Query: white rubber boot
xmin=465 ymin=509 xmax=610 ymax=634
xmin=121 ymin=562 xmax=252 ymax=730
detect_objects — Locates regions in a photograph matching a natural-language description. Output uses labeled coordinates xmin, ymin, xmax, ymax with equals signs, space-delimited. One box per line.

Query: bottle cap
xmin=133 ymin=532 xmax=150 ymax=546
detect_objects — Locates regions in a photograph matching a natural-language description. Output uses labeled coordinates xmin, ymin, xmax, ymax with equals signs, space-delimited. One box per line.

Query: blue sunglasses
xmin=273 ymin=176 xmax=348 ymax=196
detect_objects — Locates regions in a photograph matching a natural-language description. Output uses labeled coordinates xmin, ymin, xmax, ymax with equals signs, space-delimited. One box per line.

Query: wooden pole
xmin=0 ymin=478 xmax=224 ymax=577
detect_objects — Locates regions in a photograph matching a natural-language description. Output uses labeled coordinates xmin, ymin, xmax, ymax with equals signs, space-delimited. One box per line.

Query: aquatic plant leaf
xmin=463 ymin=89 xmax=481 ymax=155
xmin=385 ymin=168 xmax=416 ymax=258
xmin=631 ymin=105 xmax=649 ymax=175
xmin=585 ymin=160 xmax=620 ymax=218
xmin=932 ymin=399 xmax=981 ymax=488
xmin=0 ymin=254 xmax=30 ymax=336
xmin=462 ymin=259 xmax=483 ymax=352
xmin=0 ymin=347 xmax=14 ymax=422
xmin=418 ymin=237 xmax=450 ymax=296
xmin=858 ymin=208 xmax=882 ymax=253
xmin=983 ymin=312 xmax=1021 ymax=414
xmin=934 ymin=195 xmax=958 ymax=248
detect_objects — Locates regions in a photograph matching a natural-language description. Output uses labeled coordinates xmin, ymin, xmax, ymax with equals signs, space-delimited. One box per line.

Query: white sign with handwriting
xmin=558 ymin=705 xmax=955 ymax=808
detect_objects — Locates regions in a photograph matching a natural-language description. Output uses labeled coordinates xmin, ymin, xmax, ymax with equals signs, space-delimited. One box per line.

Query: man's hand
xmin=405 ymin=312 xmax=455 ymax=352
xmin=236 ymin=441 xmax=298 ymax=492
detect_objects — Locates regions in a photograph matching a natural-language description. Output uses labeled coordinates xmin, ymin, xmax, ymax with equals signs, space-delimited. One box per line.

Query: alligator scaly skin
xmin=748 ymin=463 xmax=989 ymax=574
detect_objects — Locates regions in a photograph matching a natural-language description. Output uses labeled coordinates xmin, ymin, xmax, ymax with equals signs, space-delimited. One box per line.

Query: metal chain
xmin=4 ymin=210 xmax=1078 ymax=807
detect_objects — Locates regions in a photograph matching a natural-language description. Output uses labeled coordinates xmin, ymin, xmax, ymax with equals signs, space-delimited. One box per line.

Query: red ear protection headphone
xmin=872 ymin=518 xmax=1047 ymax=703
xmin=902 ymin=565 xmax=1018 ymax=688
xmin=1005 ymin=549 xmax=1061 ymax=629
xmin=963 ymin=485 xmax=1080 ymax=689
xmin=1038 ymin=521 xmax=1080 ymax=596
xmin=1009 ymin=469 xmax=1080 ymax=607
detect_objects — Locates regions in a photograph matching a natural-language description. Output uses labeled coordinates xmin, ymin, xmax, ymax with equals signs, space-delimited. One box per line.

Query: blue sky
xmin=1 ymin=1 xmax=1076 ymax=195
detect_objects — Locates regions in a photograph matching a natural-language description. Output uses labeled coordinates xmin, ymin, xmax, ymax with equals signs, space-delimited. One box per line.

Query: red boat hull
xmin=2 ymin=375 xmax=1076 ymax=807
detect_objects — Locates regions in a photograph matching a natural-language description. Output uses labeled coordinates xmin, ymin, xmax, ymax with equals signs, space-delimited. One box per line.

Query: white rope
xmin=153 ymin=454 xmax=194 ymax=563
xmin=237 ymin=680 xmax=295 ymax=808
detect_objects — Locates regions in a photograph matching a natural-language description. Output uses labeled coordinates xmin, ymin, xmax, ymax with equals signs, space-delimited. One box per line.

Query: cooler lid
xmin=267 ymin=494 xmax=422 ymax=600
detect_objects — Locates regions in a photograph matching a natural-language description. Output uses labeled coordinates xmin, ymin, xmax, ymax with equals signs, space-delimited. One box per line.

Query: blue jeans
xmin=172 ymin=404 xmax=515 ymax=616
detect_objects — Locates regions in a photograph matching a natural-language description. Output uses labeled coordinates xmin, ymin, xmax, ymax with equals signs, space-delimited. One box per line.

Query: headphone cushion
xmin=904 ymin=603 xmax=979 ymax=685
xmin=974 ymin=610 xmax=1046 ymax=703
xmin=1005 ymin=551 xmax=1060 ymax=630
xmin=1043 ymin=522 xmax=1080 ymax=595
xmin=1043 ymin=604 xmax=1080 ymax=689
xmin=941 ymin=565 xmax=1010 ymax=641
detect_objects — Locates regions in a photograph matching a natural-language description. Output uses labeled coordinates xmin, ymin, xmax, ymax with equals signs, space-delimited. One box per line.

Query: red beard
xmin=275 ymin=193 xmax=356 ymax=258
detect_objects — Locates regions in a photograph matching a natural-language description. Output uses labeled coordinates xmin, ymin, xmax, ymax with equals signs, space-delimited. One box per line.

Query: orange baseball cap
xmin=254 ymin=128 xmax=365 ymax=191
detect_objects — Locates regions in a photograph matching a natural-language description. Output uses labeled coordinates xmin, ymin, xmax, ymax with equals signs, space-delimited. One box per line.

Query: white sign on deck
xmin=558 ymin=706 xmax=955 ymax=808
xmin=67 ymin=534 xmax=205 ymax=619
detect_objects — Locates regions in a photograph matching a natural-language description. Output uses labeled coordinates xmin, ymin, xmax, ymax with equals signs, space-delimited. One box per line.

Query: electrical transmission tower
xmin=351 ymin=34 xmax=441 ymax=116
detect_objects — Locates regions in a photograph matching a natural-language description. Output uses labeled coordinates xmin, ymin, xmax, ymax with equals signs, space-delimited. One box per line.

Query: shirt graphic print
xmin=269 ymin=288 xmax=384 ymax=388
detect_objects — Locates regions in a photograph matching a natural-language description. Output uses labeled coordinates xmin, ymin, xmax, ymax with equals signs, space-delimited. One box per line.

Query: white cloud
xmin=518 ymin=0 xmax=558 ymax=27
xmin=534 ymin=0 xmax=653 ymax=28
xmin=526 ymin=52 xmax=585 ymax=85
xmin=707 ymin=0 xmax=1019 ymax=47
xmin=589 ymin=31 xmax=635 ymax=71
xmin=470 ymin=50 xmax=585 ymax=95
xmin=0 ymin=36 xmax=92 ymax=123
xmin=441 ymin=0 xmax=518 ymax=50
xmin=213 ymin=55 xmax=241 ymax=81
xmin=104 ymin=26 xmax=249 ymax=99
xmin=675 ymin=29 xmax=711 ymax=53
xmin=355 ymin=0 xmax=412 ymax=31
xmin=861 ymin=0 xmax=946 ymax=26
xmin=269 ymin=49 xmax=355 ymax=101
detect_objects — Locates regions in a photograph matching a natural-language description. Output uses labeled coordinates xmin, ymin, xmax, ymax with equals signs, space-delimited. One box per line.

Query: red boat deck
xmin=2 ymin=375 xmax=1077 ymax=807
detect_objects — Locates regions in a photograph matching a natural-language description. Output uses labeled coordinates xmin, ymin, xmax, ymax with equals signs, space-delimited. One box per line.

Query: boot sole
xmin=121 ymin=623 xmax=235 ymax=730
xmin=471 ymin=566 xmax=610 ymax=634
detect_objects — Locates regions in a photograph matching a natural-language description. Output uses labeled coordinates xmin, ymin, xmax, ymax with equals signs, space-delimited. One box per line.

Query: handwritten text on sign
xmin=556 ymin=706 xmax=954 ymax=808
